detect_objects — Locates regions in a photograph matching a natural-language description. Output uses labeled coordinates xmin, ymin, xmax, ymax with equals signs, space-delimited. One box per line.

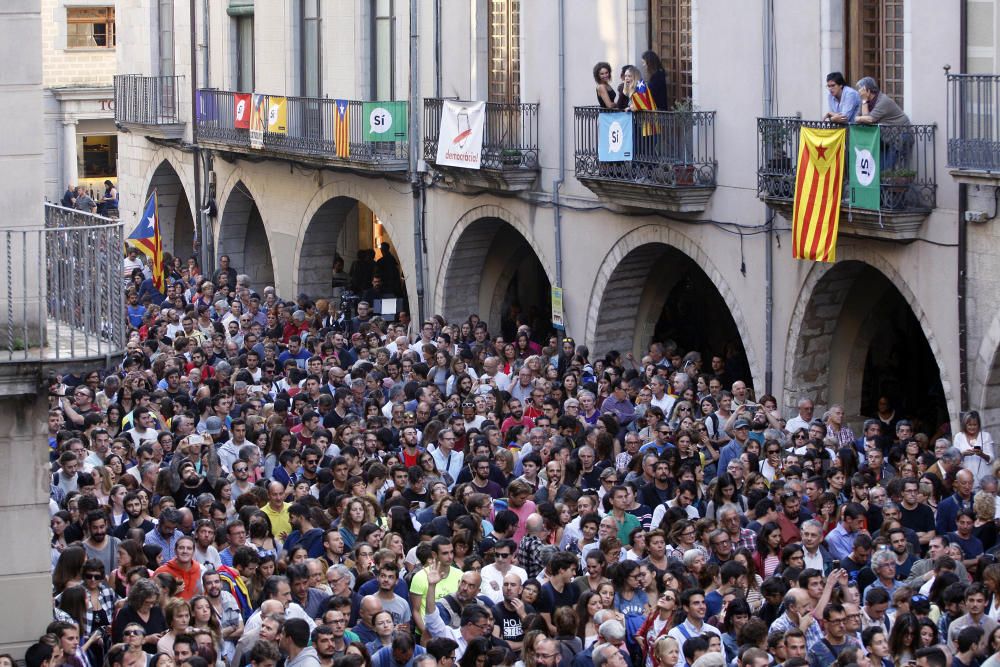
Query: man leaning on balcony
xmin=823 ymin=72 xmax=861 ymax=124
xmin=854 ymin=77 xmax=910 ymax=127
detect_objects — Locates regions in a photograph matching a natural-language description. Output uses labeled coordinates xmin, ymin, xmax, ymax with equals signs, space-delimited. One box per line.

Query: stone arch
xmin=434 ymin=205 xmax=556 ymax=335
xmin=216 ymin=179 xmax=275 ymax=289
xmin=973 ymin=313 xmax=1000 ymax=430
xmin=585 ymin=224 xmax=761 ymax=391
xmin=143 ymin=158 xmax=195 ymax=260
xmin=295 ymin=182 xmax=412 ymax=306
xmin=783 ymin=251 xmax=957 ymax=430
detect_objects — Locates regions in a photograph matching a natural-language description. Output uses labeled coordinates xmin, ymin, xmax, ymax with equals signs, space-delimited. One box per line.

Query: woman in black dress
xmin=593 ymin=61 xmax=617 ymax=109
xmin=640 ymin=50 xmax=670 ymax=109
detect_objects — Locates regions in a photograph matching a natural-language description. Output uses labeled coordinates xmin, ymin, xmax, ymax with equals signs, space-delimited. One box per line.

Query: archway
xmin=146 ymin=160 xmax=194 ymax=260
xmin=217 ymin=181 xmax=274 ymax=289
xmin=591 ymin=242 xmax=751 ymax=384
xmin=297 ymin=196 xmax=408 ymax=314
xmin=786 ymin=261 xmax=948 ymax=433
xmin=439 ymin=216 xmax=553 ymax=341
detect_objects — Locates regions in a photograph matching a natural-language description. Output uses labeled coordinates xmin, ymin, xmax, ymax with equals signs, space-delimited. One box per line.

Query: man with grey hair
xmin=719 ymin=504 xmax=757 ymax=552
xmin=785 ymin=397 xmax=815 ymax=433
xmin=233 ymin=604 xmax=285 ymax=666
xmin=867 ymin=549 xmax=900 ymax=600
xmin=570 ymin=615 xmax=628 ymax=667
xmin=649 ymin=375 xmax=675 ymax=416
xmin=855 ymin=76 xmax=910 ymax=127
xmin=244 ymin=575 xmax=316 ymax=636
xmin=591 ymin=644 xmax=627 ymax=667
xmin=412 ymin=656 xmax=437 ymax=667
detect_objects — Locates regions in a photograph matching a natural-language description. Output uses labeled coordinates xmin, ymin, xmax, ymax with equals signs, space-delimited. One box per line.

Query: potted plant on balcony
xmin=669 ymin=99 xmax=698 ymax=185
xmin=881 ymin=167 xmax=916 ymax=210
xmin=500 ymin=149 xmax=524 ymax=168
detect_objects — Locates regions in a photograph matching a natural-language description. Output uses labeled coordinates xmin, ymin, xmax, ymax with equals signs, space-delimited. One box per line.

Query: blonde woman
xmin=653 ymin=636 xmax=681 ymax=667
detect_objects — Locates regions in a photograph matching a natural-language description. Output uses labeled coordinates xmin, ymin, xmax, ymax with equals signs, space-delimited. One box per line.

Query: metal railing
xmin=756 ymin=117 xmax=937 ymax=212
xmin=573 ymin=106 xmax=717 ymax=187
xmin=195 ymin=90 xmax=408 ymax=167
xmin=423 ymin=98 xmax=540 ymax=170
xmin=114 ymin=74 xmax=183 ymax=125
xmin=946 ymin=73 xmax=1000 ymax=171
xmin=1 ymin=204 xmax=125 ymax=362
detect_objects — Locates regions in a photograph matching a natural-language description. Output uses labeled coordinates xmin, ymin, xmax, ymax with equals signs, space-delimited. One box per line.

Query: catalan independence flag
xmin=792 ymin=126 xmax=846 ymax=262
xmin=334 ymin=100 xmax=350 ymax=158
xmin=631 ymin=80 xmax=657 ymax=111
xmin=128 ymin=192 xmax=164 ymax=292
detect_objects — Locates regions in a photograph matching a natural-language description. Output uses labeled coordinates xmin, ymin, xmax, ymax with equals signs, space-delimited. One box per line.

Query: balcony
xmin=114 ymin=74 xmax=185 ymax=139
xmin=423 ymin=98 xmax=539 ymax=192
xmin=757 ymin=117 xmax=937 ymax=241
xmin=195 ymin=90 xmax=408 ymax=174
xmin=0 ymin=205 xmax=125 ymax=390
xmin=574 ymin=107 xmax=717 ymax=213
xmin=946 ymin=73 xmax=1000 ymax=186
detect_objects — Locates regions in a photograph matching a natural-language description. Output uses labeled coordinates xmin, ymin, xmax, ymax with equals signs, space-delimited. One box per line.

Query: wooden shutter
xmin=488 ymin=0 xmax=520 ymax=104
xmin=650 ymin=0 xmax=691 ymax=104
xmin=846 ymin=0 xmax=904 ymax=108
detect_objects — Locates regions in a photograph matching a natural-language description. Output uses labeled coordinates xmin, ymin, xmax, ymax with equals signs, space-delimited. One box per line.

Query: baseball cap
xmin=204 ymin=416 xmax=223 ymax=435
xmin=733 ymin=419 xmax=750 ymax=429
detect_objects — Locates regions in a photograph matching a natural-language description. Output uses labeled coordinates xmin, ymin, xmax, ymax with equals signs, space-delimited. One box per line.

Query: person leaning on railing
xmin=854 ymin=77 xmax=910 ymax=126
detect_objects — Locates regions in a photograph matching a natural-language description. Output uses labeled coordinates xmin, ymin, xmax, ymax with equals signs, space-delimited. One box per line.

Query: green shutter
xmin=227 ymin=0 xmax=254 ymax=17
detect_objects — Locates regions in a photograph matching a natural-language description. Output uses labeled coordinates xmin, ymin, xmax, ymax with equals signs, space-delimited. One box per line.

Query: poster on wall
xmin=435 ymin=101 xmax=485 ymax=169
xmin=249 ymin=94 xmax=267 ymax=149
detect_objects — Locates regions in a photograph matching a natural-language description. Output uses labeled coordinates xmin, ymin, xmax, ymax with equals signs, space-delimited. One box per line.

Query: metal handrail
xmin=756 ymin=117 xmax=937 ymax=213
xmin=946 ymin=73 xmax=1000 ymax=171
xmin=114 ymin=74 xmax=183 ymax=125
xmin=1 ymin=204 xmax=125 ymax=363
xmin=195 ymin=89 xmax=409 ymax=167
xmin=422 ymin=98 xmax=540 ymax=170
xmin=573 ymin=106 xmax=717 ymax=187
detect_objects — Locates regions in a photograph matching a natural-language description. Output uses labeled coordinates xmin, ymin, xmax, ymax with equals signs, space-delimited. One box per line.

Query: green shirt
xmin=614 ymin=512 xmax=641 ymax=544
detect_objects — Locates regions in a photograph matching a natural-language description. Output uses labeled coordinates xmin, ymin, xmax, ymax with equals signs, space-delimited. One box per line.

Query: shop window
xmin=78 ymin=135 xmax=118 ymax=179
xmin=67 ymin=7 xmax=116 ymax=48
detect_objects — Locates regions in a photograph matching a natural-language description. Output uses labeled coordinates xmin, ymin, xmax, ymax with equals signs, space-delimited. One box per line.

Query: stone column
xmin=62 ymin=118 xmax=78 ymax=188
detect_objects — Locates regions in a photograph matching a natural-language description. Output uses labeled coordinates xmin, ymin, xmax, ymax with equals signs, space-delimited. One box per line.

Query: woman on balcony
xmin=640 ymin=51 xmax=669 ymax=110
xmin=593 ymin=62 xmax=618 ymax=109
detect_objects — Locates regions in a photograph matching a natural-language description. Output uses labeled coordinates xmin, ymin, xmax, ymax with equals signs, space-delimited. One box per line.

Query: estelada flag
xmin=792 ymin=126 xmax=846 ymax=263
xmin=630 ymin=80 xmax=657 ymax=111
xmin=334 ymin=100 xmax=350 ymax=158
xmin=127 ymin=192 xmax=164 ymax=292
xmin=234 ymin=93 xmax=251 ymax=129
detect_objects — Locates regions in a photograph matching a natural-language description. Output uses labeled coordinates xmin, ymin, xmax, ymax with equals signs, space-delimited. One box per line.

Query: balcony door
xmin=650 ymin=0 xmax=692 ymax=105
xmin=157 ymin=0 xmax=176 ymax=118
xmin=845 ymin=0 xmax=904 ymax=108
xmin=488 ymin=0 xmax=520 ymax=104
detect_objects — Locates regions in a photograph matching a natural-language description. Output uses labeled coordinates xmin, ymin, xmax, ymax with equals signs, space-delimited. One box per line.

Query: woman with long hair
xmin=247 ymin=512 xmax=280 ymax=561
xmin=720 ymin=598 xmax=752 ymax=663
xmin=51 ymin=510 xmax=71 ymax=568
xmin=110 ymin=539 xmax=149 ymax=598
xmin=263 ymin=427 xmax=293 ymax=479
xmin=54 ymin=585 xmax=108 ymax=665
xmin=189 ymin=595 xmax=222 ymax=655
xmin=705 ymin=473 xmax=747 ymax=520
xmin=575 ymin=591 xmax=604 ymax=648
xmin=53 ymin=544 xmax=87 ymax=594
xmin=339 ymin=498 xmax=368 ymax=551
xmin=732 ymin=548 xmax=764 ymax=611
xmin=887 ymin=612 xmax=921 ymax=666
xmin=366 ymin=610 xmax=396 ymax=654
xmin=753 ymin=523 xmax=783 ymax=578
xmin=636 ymin=590 xmax=679 ymax=666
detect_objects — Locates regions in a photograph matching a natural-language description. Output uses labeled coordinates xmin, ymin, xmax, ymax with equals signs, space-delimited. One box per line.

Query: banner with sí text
xmin=234 ymin=93 xmax=252 ymax=129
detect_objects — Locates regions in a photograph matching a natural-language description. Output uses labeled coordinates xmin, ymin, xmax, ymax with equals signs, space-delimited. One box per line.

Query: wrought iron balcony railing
xmin=1 ymin=205 xmax=125 ymax=364
xmin=946 ymin=73 xmax=1000 ymax=172
xmin=114 ymin=74 xmax=183 ymax=125
xmin=756 ymin=117 xmax=937 ymax=214
xmin=573 ymin=106 xmax=717 ymax=187
xmin=422 ymin=98 xmax=539 ymax=171
xmin=195 ymin=90 xmax=408 ymax=170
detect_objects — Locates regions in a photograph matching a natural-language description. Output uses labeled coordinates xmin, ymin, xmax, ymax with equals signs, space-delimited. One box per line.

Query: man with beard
xmin=288 ymin=563 xmax=331 ymax=619
xmin=284 ymin=503 xmax=326 ymax=559
xmin=83 ymin=510 xmax=121 ymax=572
xmin=202 ymin=569 xmax=244 ymax=654
xmin=320 ymin=528 xmax=349 ymax=569
xmin=193 ymin=519 xmax=222 ymax=568
xmin=500 ymin=398 xmax=534 ymax=438
xmin=113 ymin=492 xmax=154 ymax=539
xmin=172 ymin=460 xmax=215 ymax=510
xmin=638 ymin=458 xmax=674 ymax=511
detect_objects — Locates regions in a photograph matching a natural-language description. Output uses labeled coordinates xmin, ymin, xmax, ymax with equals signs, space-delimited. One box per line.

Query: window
xmin=846 ymin=0 xmax=905 ymax=108
xmin=650 ymin=0 xmax=692 ymax=104
xmin=300 ymin=0 xmax=321 ymax=97
xmin=78 ymin=135 xmax=118 ymax=179
xmin=488 ymin=0 xmax=520 ymax=103
xmin=236 ymin=16 xmax=255 ymax=90
xmin=158 ymin=0 xmax=174 ymax=76
xmin=67 ymin=7 xmax=115 ymax=49
xmin=371 ymin=0 xmax=395 ymax=100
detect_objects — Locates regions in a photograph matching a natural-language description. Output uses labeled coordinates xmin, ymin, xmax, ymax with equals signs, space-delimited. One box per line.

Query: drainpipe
xmin=409 ymin=0 xmax=426 ymax=322
xmin=958 ymin=0 xmax=970 ymax=411
xmin=762 ymin=0 xmax=776 ymax=395
xmin=190 ymin=0 xmax=209 ymax=273
xmin=434 ymin=0 xmax=442 ymax=98
xmin=552 ymin=0 xmax=565 ymax=326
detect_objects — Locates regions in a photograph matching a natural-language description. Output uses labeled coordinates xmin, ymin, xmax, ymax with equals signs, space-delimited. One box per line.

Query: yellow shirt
xmin=262 ymin=502 xmax=292 ymax=539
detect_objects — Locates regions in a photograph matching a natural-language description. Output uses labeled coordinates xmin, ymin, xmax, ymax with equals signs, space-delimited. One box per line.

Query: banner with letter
xmin=234 ymin=93 xmax=252 ymax=129
xmin=848 ymin=125 xmax=881 ymax=211
xmin=196 ymin=91 xmax=217 ymax=123
xmin=267 ymin=96 xmax=287 ymax=135
xmin=436 ymin=101 xmax=485 ymax=169
xmin=792 ymin=126 xmax=846 ymax=263
xmin=598 ymin=112 xmax=633 ymax=162
xmin=249 ymin=94 xmax=267 ymax=149
xmin=363 ymin=102 xmax=407 ymax=142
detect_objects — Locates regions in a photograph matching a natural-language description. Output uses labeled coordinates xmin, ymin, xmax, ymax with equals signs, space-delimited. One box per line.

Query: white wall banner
xmin=435 ymin=101 xmax=486 ymax=169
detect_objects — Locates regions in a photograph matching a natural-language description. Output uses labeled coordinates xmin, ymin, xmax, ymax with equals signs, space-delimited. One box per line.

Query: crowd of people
xmin=26 ymin=250 xmax=1000 ymax=667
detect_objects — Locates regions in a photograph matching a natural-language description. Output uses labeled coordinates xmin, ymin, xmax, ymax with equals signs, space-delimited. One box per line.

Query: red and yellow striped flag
xmin=792 ymin=126 xmax=846 ymax=262
xmin=334 ymin=100 xmax=350 ymax=158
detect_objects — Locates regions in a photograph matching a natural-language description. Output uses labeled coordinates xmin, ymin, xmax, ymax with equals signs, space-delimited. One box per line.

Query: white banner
xmin=436 ymin=101 xmax=486 ymax=169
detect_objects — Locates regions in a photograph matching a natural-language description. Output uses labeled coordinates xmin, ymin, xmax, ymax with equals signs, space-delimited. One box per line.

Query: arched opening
xmin=146 ymin=160 xmax=194 ymax=260
xmin=298 ymin=197 xmax=408 ymax=315
xmin=440 ymin=217 xmax=552 ymax=341
xmin=787 ymin=261 xmax=948 ymax=433
xmin=592 ymin=243 xmax=751 ymax=384
xmin=217 ymin=182 xmax=274 ymax=289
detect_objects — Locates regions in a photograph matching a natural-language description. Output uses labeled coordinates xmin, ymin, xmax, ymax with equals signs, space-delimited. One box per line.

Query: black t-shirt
xmin=113 ymin=518 xmax=155 ymax=540
xmin=402 ymin=487 xmax=432 ymax=509
xmin=173 ymin=478 xmax=214 ymax=510
xmin=900 ymin=503 xmax=935 ymax=533
xmin=535 ymin=581 xmax=580 ymax=616
xmin=494 ymin=601 xmax=535 ymax=644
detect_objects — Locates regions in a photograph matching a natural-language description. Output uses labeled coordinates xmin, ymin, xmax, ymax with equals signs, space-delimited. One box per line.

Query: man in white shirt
xmin=479 ymin=539 xmax=526 ymax=603
xmin=481 ymin=356 xmax=510 ymax=391
xmin=785 ymin=397 xmax=815 ymax=433
xmin=649 ymin=376 xmax=675 ymax=417
xmin=667 ymin=589 xmax=721 ymax=667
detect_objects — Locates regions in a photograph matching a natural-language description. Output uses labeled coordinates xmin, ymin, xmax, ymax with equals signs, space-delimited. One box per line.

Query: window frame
xmin=66 ymin=6 xmax=116 ymax=49
xmin=370 ymin=0 xmax=396 ymax=100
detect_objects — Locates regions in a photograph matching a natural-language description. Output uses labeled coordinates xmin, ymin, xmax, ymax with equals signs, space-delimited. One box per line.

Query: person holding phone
xmin=954 ymin=411 xmax=994 ymax=487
